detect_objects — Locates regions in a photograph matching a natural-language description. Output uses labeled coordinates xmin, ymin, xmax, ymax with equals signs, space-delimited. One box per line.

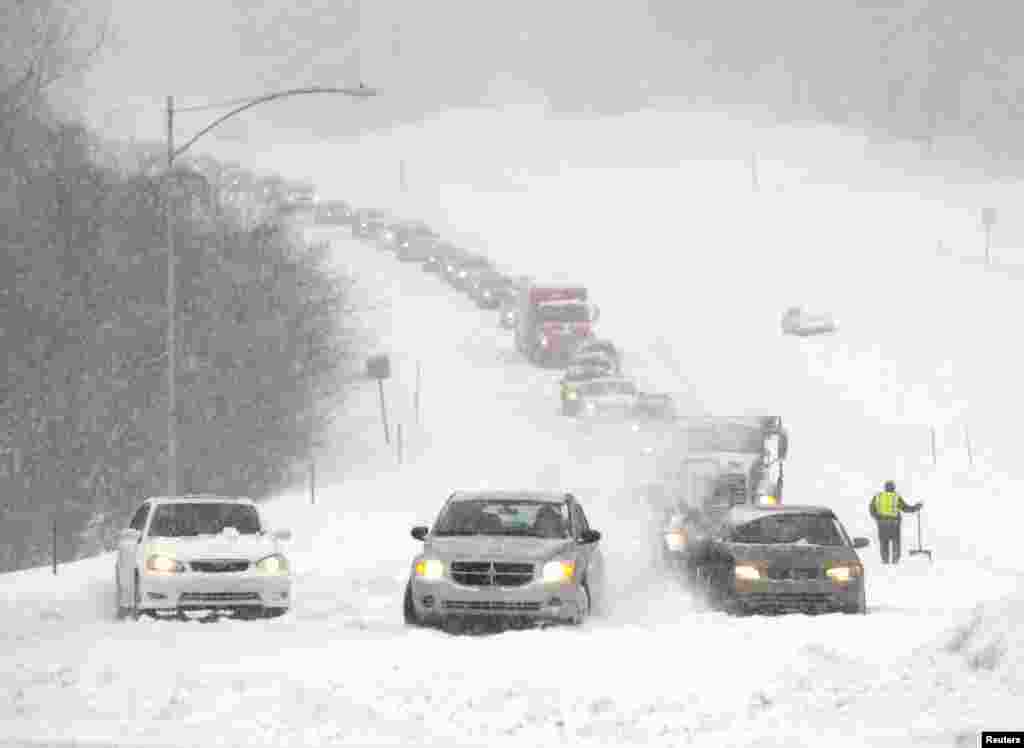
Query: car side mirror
xmin=777 ymin=431 xmax=789 ymax=461
xmin=272 ymin=529 xmax=292 ymax=542
xmin=411 ymin=526 xmax=429 ymax=541
xmin=579 ymin=529 xmax=601 ymax=544
xmin=853 ymin=537 xmax=870 ymax=549
xmin=120 ymin=528 xmax=142 ymax=544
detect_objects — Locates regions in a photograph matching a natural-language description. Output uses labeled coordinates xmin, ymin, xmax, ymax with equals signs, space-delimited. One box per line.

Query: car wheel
xmin=403 ymin=583 xmax=421 ymax=627
xmin=844 ymin=584 xmax=867 ymax=615
xmin=573 ymin=583 xmax=591 ymax=625
xmin=130 ymin=572 xmax=142 ymax=621
xmin=115 ymin=567 xmax=129 ymax=620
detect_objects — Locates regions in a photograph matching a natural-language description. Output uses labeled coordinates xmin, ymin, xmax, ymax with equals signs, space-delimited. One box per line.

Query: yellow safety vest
xmin=873 ymin=491 xmax=900 ymax=519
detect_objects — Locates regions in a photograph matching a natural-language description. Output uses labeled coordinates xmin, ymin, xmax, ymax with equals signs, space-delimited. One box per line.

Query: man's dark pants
xmin=876 ymin=518 xmax=901 ymax=564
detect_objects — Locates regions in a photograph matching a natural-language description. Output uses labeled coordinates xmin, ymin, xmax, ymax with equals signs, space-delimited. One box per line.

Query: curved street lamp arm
xmin=171 ymin=86 xmax=378 ymax=163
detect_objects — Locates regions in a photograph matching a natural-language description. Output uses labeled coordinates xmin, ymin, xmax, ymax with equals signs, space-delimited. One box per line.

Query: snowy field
xmin=2 ymin=108 xmax=1024 ymax=746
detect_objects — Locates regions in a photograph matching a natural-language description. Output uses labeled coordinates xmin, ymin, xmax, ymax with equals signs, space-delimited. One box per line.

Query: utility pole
xmin=166 ymin=95 xmax=178 ymax=496
xmin=160 ymin=84 xmax=378 ymax=497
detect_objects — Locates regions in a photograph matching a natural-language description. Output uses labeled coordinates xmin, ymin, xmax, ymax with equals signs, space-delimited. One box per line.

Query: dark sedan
xmin=688 ymin=504 xmax=869 ymax=615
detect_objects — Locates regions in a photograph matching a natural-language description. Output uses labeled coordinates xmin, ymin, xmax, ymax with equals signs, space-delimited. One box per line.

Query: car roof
xmin=449 ymin=490 xmax=570 ymax=504
xmin=147 ymin=494 xmax=255 ymax=505
xmin=578 ymin=376 xmax=635 ymax=388
xmin=578 ymin=339 xmax=616 ymax=350
xmin=727 ymin=504 xmax=837 ymax=523
xmin=573 ymin=353 xmax=614 ymax=364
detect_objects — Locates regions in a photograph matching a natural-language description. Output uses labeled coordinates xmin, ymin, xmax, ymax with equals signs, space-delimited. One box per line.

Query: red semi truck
xmin=515 ymin=283 xmax=599 ymax=366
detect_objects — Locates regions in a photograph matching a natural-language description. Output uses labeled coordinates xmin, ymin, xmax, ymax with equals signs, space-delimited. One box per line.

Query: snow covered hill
xmin=2 ymin=108 xmax=1023 ymax=746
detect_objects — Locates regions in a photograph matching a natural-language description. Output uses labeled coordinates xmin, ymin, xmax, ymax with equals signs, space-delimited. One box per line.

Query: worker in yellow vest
xmin=869 ymin=480 xmax=923 ymax=564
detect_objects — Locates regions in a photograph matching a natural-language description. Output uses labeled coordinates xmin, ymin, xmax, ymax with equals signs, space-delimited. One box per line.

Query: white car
xmin=781 ymin=306 xmax=837 ymax=336
xmin=115 ymin=494 xmax=293 ymax=620
xmin=571 ymin=377 xmax=640 ymax=419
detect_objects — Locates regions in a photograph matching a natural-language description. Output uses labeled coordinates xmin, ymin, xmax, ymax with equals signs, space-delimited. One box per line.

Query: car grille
xmin=763 ymin=567 xmax=821 ymax=581
xmin=190 ymin=560 xmax=250 ymax=573
xmin=741 ymin=593 xmax=838 ymax=611
xmin=179 ymin=592 xmax=260 ymax=603
xmin=442 ymin=601 xmax=542 ymax=612
xmin=450 ymin=561 xmax=535 ymax=587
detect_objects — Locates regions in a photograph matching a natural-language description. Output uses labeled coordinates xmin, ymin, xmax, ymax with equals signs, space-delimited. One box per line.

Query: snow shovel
xmin=908 ymin=511 xmax=933 ymax=562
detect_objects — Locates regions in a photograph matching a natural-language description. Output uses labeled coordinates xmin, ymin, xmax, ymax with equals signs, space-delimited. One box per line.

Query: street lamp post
xmin=162 ymin=84 xmax=377 ymax=495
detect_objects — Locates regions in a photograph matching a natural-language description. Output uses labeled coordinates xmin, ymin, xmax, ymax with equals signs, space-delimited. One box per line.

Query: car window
xmin=832 ymin=518 xmax=854 ymax=546
xmin=129 ymin=504 xmax=150 ymax=532
xmin=730 ymin=514 xmax=844 ymax=546
xmin=433 ymin=500 xmax=570 ymax=538
xmin=571 ymin=503 xmax=590 ymax=539
xmin=148 ymin=502 xmax=262 ymax=538
xmin=538 ymin=303 xmax=590 ymax=323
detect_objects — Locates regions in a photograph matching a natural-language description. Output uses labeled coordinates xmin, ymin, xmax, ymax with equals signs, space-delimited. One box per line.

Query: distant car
xmin=688 ymin=504 xmax=868 ymax=615
xmin=314 ymin=200 xmax=353 ymax=225
xmin=404 ymin=490 xmax=606 ymax=630
xmin=781 ymin=306 xmax=837 ymax=337
xmin=468 ymin=272 xmax=514 ymax=309
xmin=352 ymin=209 xmax=389 ymax=239
xmin=448 ymin=255 xmax=493 ymax=290
xmin=499 ymin=296 xmax=519 ymax=328
xmin=635 ymin=392 xmax=677 ymax=421
xmin=377 ymin=221 xmax=406 ymax=251
xmin=564 ymin=376 xmax=639 ymax=418
xmin=560 ymin=356 xmax=618 ymax=414
xmin=114 ymin=494 xmax=293 ymax=621
xmin=394 ymin=222 xmax=440 ymax=261
xmin=422 ymin=242 xmax=458 ymax=273
xmin=571 ymin=339 xmax=622 ymax=372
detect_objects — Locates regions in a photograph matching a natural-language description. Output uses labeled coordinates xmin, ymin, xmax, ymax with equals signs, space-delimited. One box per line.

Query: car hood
xmin=541 ymin=321 xmax=591 ymax=335
xmin=424 ymin=536 xmax=575 ymax=562
xmin=583 ymin=393 xmax=638 ymax=407
xmin=724 ymin=542 xmax=858 ymax=565
xmin=145 ymin=534 xmax=281 ymax=561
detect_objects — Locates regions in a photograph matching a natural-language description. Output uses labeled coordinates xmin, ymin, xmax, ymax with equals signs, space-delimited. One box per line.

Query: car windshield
xmin=538 ymin=303 xmax=590 ymax=323
xmin=433 ymin=500 xmax=570 ymax=538
xmin=581 ymin=380 xmax=637 ymax=396
xmin=730 ymin=513 xmax=845 ymax=546
xmin=148 ymin=502 xmax=262 ymax=537
xmin=566 ymin=364 xmax=612 ymax=381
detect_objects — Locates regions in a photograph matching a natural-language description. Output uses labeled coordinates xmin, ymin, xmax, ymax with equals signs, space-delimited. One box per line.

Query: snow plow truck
xmin=646 ymin=416 xmax=790 ymax=573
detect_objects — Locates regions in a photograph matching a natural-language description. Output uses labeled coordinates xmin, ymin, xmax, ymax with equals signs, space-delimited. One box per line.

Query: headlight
xmin=734 ymin=564 xmax=761 ymax=581
xmin=415 ymin=559 xmax=444 ymax=580
xmin=664 ymin=530 xmax=687 ymax=551
xmin=540 ymin=336 xmax=550 ymax=347
xmin=145 ymin=554 xmax=185 ymax=574
xmin=542 ymin=560 xmax=576 ymax=583
xmin=584 ymin=401 xmax=596 ymax=412
xmin=256 ymin=554 xmax=290 ymax=574
xmin=758 ymin=495 xmax=779 ymax=506
xmin=826 ymin=564 xmax=861 ymax=583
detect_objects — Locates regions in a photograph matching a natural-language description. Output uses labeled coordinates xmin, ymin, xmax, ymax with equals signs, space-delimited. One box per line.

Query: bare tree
xmin=0 ymin=0 xmax=109 ymax=123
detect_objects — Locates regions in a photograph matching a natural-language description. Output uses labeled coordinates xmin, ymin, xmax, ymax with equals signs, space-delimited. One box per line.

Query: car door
xmin=570 ymin=501 xmax=603 ymax=591
xmin=118 ymin=502 xmax=150 ymax=596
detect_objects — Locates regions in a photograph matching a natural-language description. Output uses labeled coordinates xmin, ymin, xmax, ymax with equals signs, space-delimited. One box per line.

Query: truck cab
xmin=515 ymin=284 xmax=598 ymax=366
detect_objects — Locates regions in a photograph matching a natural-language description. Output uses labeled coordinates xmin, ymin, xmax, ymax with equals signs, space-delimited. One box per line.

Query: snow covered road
xmin=1 ymin=225 xmax=1021 ymax=747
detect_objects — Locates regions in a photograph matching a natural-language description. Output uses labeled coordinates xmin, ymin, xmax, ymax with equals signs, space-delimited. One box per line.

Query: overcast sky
xmin=70 ymin=0 xmax=677 ymax=150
